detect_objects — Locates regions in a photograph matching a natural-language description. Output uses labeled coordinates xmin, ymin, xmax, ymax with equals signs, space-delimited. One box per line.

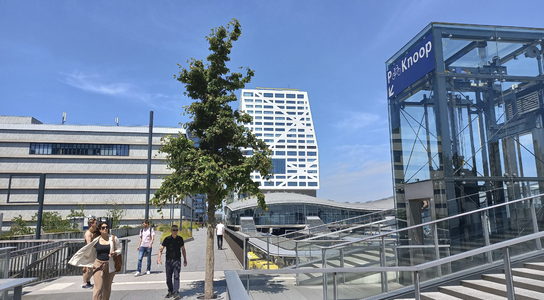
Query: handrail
xmin=230 ymin=230 xmax=544 ymax=300
xmin=271 ymin=213 xmax=396 ymax=246
xmin=5 ymin=237 xmax=131 ymax=283
xmin=325 ymin=192 xmax=544 ymax=250
xmin=225 ymin=270 xmax=251 ymax=300
xmin=0 ymin=278 xmax=36 ymax=300
xmin=275 ymin=208 xmax=396 ymax=239
xmin=9 ymin=241 xmax=66 ymax=258
xmin=237 ymin=231 xmax=544 ymax=276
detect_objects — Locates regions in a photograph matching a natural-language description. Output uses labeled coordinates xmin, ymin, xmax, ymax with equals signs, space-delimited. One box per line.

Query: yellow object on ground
xmin=247 ymin=252 xmax=279 ymax=269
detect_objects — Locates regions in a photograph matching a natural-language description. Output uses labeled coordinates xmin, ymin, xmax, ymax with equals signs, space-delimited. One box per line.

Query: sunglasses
xmin=171 ymin=229 xmax=178 ymax=232
xmin=101 ymin=226 xmax=109 ymax=230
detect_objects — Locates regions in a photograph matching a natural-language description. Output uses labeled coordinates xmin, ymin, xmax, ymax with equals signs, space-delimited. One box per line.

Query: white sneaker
xmin=134 ymin=271 xmax=140 ymax=277
xmin=146 ymin=271 xmax=150 ymax=275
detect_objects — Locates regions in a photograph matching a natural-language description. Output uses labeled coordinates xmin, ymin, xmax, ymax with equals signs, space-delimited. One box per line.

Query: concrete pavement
xmin=22 ymin=228 xmax=240 ymax=299
xmin=21 ymin=228 xmax=319 ymax=300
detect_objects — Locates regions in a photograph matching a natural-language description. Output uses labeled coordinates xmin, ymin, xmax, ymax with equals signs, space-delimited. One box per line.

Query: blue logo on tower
xmin=387 ymin=34 xmax=435 ymax=100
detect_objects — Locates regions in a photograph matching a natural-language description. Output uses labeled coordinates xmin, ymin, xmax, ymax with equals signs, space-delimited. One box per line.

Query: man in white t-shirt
xmin=215 ymin=221 xmax=225 ymax=250
xmin=135 ymin=219 xmax=155 ymax=276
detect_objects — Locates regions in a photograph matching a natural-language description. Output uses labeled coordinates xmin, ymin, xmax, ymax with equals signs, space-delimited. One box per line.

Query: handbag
xmin=112 ymin=235 xmax=123 ymax=272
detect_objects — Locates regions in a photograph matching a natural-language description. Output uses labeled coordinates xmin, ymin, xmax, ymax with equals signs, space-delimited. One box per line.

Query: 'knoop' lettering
xmin=387 ymin=40 xmax=432 ymax=84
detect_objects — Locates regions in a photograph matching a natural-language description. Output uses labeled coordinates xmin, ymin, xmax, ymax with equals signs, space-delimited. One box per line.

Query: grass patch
xmin=158 ymin=221 xmax=193 ymax=242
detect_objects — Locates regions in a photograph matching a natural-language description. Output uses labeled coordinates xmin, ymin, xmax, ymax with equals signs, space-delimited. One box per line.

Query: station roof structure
xmin=226 ymin=192 xmax=394 ymax=212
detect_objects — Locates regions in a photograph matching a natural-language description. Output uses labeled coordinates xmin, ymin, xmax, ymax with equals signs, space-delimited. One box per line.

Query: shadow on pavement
xmin=240 ymin=275 xmax=289 ymax=295
xmin=178 ymin=280 xmax=227 ymax=299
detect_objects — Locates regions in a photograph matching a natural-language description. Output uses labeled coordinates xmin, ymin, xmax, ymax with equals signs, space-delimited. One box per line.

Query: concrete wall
xmin=0 ymin=117 xmax=190 ymax=230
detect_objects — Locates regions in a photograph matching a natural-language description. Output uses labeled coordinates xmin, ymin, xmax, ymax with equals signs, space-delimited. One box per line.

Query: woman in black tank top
xmin=92 ymin=221 xmax=116 ymax=300
xmin=95 ymin=243 xmax=110 ymax=261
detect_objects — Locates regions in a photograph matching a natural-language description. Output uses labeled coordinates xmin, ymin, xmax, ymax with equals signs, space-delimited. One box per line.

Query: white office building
xmin=0 ymin=116 xmax=194 ymax=229
xmin=240 ymin=88 xmax=319 ymax=197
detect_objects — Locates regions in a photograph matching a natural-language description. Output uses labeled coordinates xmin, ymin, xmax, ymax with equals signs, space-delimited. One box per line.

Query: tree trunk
xmin=204 ymin=194 xmax=216 ymax=299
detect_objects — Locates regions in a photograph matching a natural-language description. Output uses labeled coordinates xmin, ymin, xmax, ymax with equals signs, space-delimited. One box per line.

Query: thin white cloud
xmin=332 ymin=111 xmax=385 ymax=131
xmin=334 ymin=143 xmax=390 ymax=161
xmin=60 ymin=71 xmax=183 ymax=112
xmin=61 ymin=72 xmax=130 ymax=95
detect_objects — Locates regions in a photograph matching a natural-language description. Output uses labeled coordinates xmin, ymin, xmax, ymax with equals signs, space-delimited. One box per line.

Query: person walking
xmin=215 ymin=221 xmax=225 ymax=250
xmin=82 ymin=218 xmax=98 ymax=289
xmin=135 ymin=219 xmax=155 ymax=276
xmin=69 ymin=221 xmax=122 ymax=300
xmin=157 ymin=224 xmax=187 ymax=299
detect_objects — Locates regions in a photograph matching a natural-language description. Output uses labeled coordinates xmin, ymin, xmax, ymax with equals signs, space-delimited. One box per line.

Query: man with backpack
xmin=135 ymin=219 xmax=155 ymax=276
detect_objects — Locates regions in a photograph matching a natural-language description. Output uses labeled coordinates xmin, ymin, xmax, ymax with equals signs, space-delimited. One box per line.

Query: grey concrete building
xmin=0 ymin=116 xmax=192 ymax=230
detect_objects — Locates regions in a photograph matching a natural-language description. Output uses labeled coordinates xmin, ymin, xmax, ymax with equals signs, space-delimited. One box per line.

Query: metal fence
xmin=0 ymin=232 xmax=133 ymax=286
xmin=8 ymin=240 xmax=84 ymax=280
xmin=5 ymin=227 xmax=141 ymax=241
xmin=224 ymin=228 xmax=249 ymax=269
xmin=2 ymin=238 xmax=131 ymax=283
xmin=225 ymin=193 xmax=544 ymax=300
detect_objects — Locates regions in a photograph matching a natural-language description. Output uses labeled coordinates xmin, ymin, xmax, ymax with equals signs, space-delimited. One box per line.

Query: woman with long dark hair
xmin=69 ymin=221 xmax=121 ymax=300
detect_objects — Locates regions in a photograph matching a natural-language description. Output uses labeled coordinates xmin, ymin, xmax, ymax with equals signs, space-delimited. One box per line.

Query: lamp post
xmin=190 ymin=196 xmax=194 ymax=232
xmin=180 ymin=199 xmax=185 ymax=228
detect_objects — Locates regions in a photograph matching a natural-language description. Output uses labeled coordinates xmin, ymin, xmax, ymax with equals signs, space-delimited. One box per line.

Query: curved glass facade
xmin=226 ymin=202 xmax=376 ymax=226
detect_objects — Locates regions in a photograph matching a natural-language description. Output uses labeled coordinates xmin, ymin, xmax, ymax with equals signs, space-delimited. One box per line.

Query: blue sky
xmin=2 ymin=1 xmax=543 ymax=203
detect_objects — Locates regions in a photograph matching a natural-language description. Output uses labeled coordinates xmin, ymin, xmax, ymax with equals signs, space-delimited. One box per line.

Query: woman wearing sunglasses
xmin=69 ymin=221 xmax=122 ymax=300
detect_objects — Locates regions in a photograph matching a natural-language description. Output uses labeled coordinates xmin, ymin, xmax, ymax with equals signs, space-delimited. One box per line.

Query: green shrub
xmin=10 ymin=215 xmax=34 ymax=235
xmin=159 ymin=221 xmax=193 ymax=242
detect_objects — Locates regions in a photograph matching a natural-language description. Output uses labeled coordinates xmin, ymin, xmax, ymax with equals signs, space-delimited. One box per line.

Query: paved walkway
xmin=22 ymin=228 xmax=241 ymax=299
xmin=21 ymin=229 xmax=319 ymax=300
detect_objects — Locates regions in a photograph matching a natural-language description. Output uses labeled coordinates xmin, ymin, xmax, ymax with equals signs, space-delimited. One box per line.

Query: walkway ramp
xmin=306 ymin=216 xmax=331 ymax=235
xmin=240 ymin=216 xmax=257 ymax=236
xmin=20 ymin=228 xmax=241 ymax=299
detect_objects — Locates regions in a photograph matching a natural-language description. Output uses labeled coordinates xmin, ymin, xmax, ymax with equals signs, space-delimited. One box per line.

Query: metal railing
xmin=0 ymin=278 xmax=36 ymax=300
xmin=1 ymin=238 xmax=130 ymax=285
xmin=271 ymin=209 xmax=397 ymax=247
xmin=225 ymin=193 xmax=544 ymax=300
xmin=231 ymin=232 xmax=544 ymax=300
xmin=231 ymin=231 xmax=544 ymax=300
xmin=224 ymin=210 xmax=398 ymax=271
xmin=5 ymin=227 xmax=142 ymax=241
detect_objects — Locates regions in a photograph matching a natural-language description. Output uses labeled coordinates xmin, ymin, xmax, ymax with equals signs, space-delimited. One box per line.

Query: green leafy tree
xmin=152 ymin=19 xmax=272 ymax=298
xmin=105 ymin=200 xmax=126 ymax=229
xmin=67 ymin=205 xmax=86 ymax=229
xmin=32 ymin=211 xmax=71 ymax=233
xmin=10 ymin=215 xmax=34 ymax=235
xmin=67 ymin=204 xmax=86 ymax=218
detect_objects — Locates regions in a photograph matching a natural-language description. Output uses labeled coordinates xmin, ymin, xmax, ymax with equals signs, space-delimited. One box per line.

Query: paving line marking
xmin=39 ymin=283 xmax=74 ymax=291
xmin=113 ymin=279 xmax=224 ymax=285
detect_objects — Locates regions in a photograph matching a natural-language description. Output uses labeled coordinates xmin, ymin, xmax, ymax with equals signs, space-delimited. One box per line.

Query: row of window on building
xmin=245 ymin=105 xmax=307 ymax=109
xmin=256 ymin=181 xmax=318 ymax=187
xmin=251 ymin=128 xmax=314 ymax=133
xmin=271 ymin=151 xmax=317 ymax=156
xmin=245 ymin=110 xmax=309 ymax=116
xmin=253 ymin=174 xmax=317 ymax=179
xmin=243 ymin=92 xmax=305 ymax=99
xmin=255 ymin=132 xmax=313 ymax=137
xmin=248 ymin=120 xmax=312 ymax=124
xmin=29 ymin=143 xmax=130 ymax=156
xmin=249 ymin=116 xmax=308 ymax=121
xmin=244 ymin=149 xmax=317 ymax=155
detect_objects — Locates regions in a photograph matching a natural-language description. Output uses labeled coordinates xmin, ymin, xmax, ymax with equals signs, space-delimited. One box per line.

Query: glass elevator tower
xmin=386 ymin=23 xmax=544 ymax=260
